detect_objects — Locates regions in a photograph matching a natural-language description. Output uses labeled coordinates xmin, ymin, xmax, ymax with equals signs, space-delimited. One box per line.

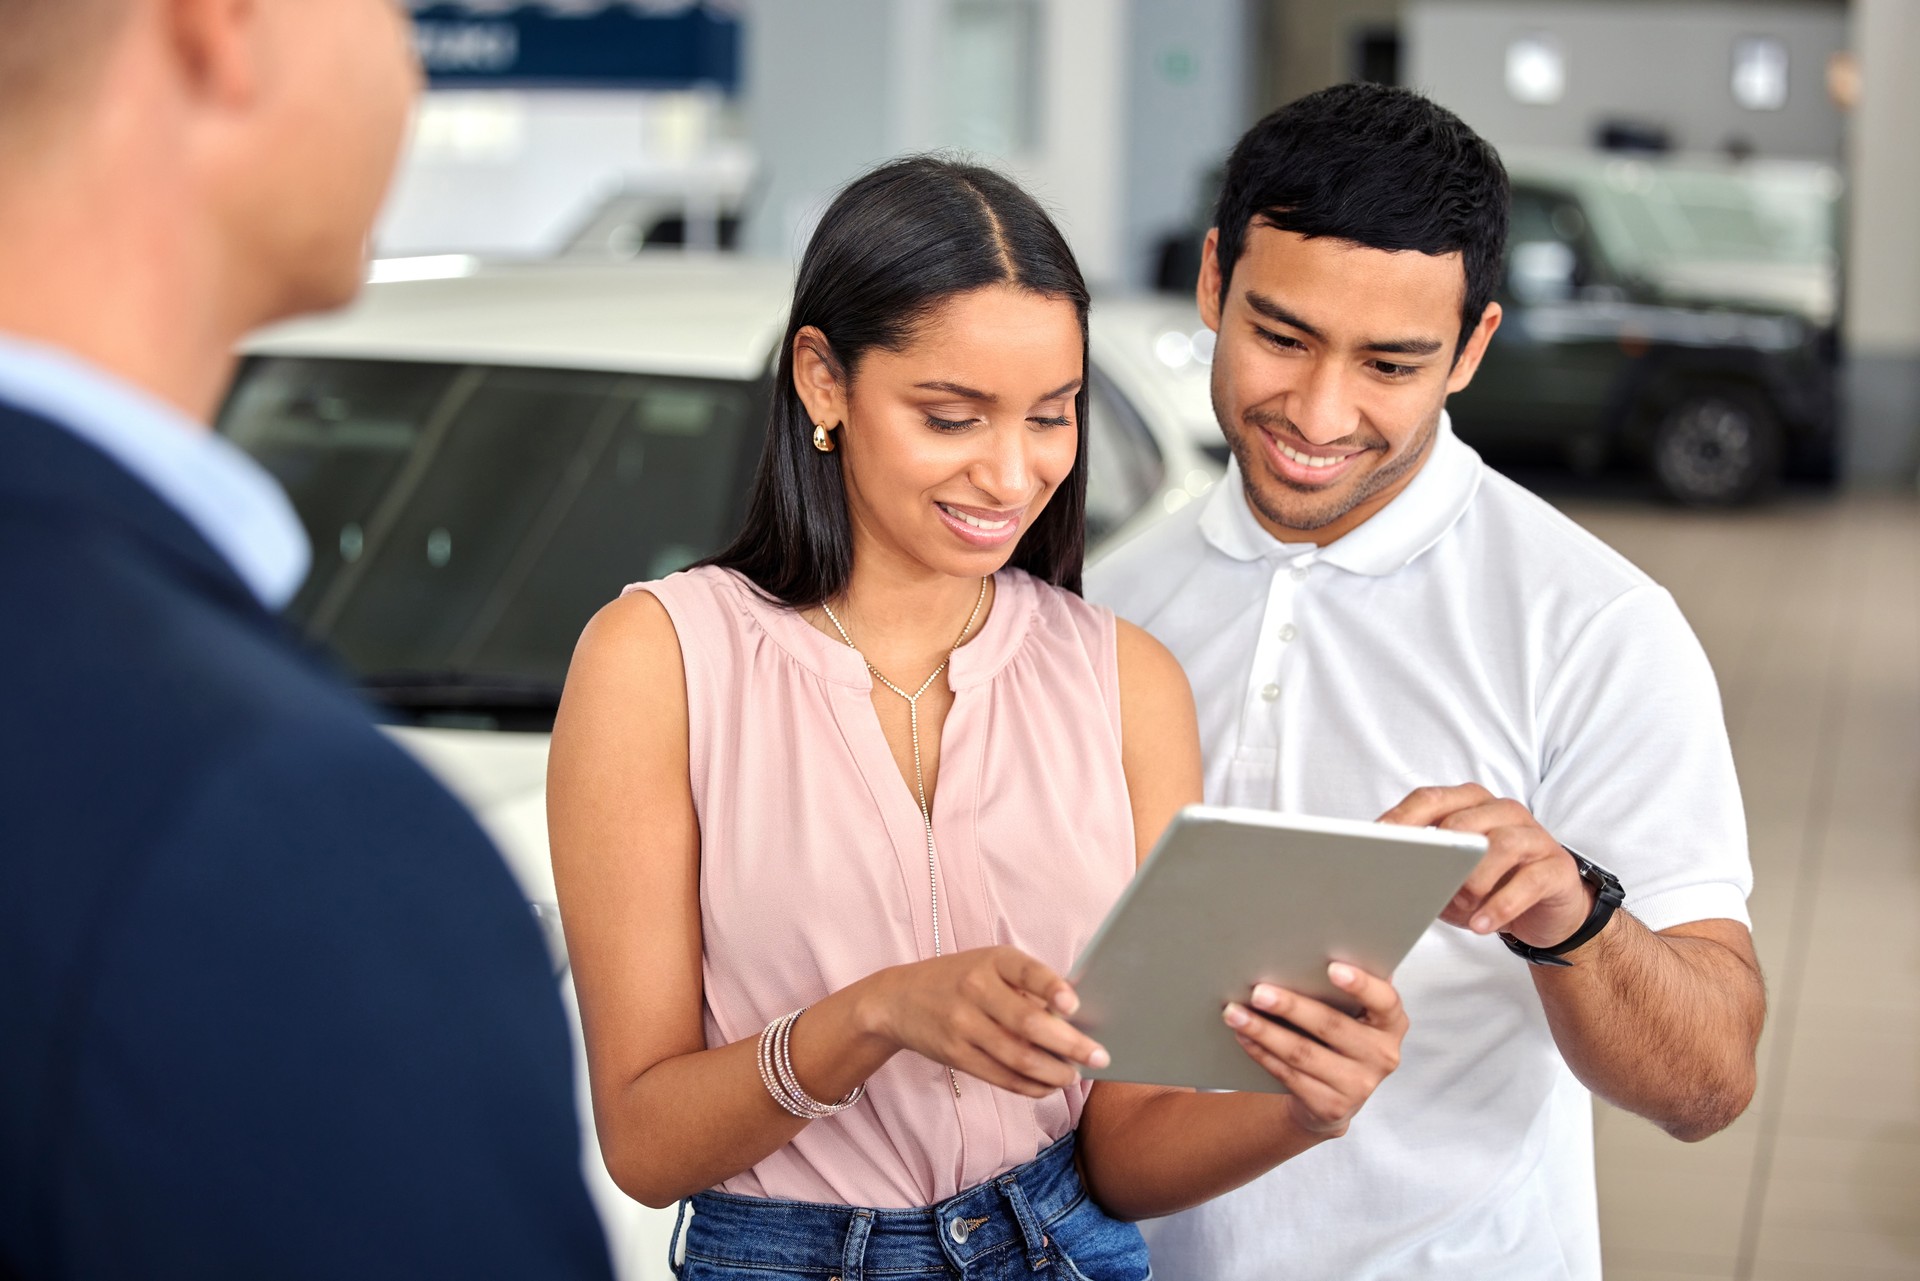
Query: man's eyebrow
xmin=1365 ymin=336 xmax=1446 ymax=357
xmin=1245 ymin=292 xmax=1325 ymax=342
xmin=1244 ymin=291 xmax=1446 ymax=358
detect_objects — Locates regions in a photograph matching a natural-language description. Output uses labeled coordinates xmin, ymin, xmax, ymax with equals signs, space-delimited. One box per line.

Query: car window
xmin=219 ymin=357 xmax=762 ymax=695
xmin=1506 ymin=187 xmax=1595 ymax=301
xmin=1084 ymin=369 xmax=1166 ymax=545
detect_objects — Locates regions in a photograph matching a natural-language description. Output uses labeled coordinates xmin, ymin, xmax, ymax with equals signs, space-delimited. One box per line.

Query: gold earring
xmin=812 ymin=422 xmax=837 ymax=453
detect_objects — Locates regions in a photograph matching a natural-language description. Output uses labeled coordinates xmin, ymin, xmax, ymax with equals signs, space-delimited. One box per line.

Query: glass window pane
xmin=218 ymin=357 xmax=765 ymax=693
xmin=315 ymin=366 xmax=624 ymax=677
xmin=218 ymin=357 xmax=464 ymax=621
xmin=461 ymin=377 xmax=762 ymax=683
xmin=1085 ymin=372 xmax=1165 ymax=545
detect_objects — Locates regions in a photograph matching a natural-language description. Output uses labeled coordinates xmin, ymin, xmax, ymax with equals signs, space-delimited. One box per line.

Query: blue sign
xmin=409 ymin=2 xmax=740 ymax=91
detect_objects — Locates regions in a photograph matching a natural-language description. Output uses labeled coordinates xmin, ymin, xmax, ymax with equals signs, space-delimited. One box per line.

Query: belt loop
xmin=840 ymin=1207 xmax=873 ymax=1281
xmin=667 ymin=1198 xmax=691 ymax=1278
xmin=997 ymin=1174 xmax=1052 ymax=1271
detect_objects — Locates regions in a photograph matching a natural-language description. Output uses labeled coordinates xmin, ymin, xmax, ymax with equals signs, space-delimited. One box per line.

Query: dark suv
xmin=1447 ymin=155 xmax=1840 ymax=505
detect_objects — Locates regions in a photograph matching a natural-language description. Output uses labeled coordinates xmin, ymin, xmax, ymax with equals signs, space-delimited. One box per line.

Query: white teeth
xmin=1278 ymin=440 xmax=1344 ymax=469
xmin=939 ymin=503 xmax=1012 ymax=531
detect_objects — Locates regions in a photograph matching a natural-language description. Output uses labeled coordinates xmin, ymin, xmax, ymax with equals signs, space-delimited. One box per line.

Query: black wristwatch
xmin=1500 ymin=853 xmax=1624 ymax=967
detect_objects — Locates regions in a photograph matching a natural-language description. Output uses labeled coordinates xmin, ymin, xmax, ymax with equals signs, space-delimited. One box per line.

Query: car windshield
xmin=1574 ymin=160 xmax=1841 ymax=273
xmin=218 ymin=356 xmax=764 ymax=726
xmin=221 ymin=353 xmax=1166 ymax=730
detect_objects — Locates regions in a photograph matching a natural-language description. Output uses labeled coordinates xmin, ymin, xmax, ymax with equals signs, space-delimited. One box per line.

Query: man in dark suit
xmin=0 ymin=2 xmax=615 ymax=1276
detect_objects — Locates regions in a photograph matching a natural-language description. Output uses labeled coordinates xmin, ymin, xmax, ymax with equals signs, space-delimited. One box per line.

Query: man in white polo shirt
xmin=1089 ymin=83 xmax=1765 ymax=1280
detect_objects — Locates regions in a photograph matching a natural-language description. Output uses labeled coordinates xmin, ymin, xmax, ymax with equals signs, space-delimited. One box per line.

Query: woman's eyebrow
xmin=915 ymin=380 xmax=995 ymax=402
xmin=913 ymin=377 xmax=1083 ymax=403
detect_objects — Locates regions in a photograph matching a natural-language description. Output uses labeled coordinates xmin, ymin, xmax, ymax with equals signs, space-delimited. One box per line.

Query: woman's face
xmin=796 ymin=284 xmax=1084 ymax=583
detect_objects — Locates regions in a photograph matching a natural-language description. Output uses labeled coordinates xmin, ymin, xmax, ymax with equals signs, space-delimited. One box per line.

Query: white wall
xmin=377 ymin=89 xmax=751 ymax=258
xmin=1404 ymin=1 xmax=1848 ymax=160
xmin=1846 ymin=0 xmax=1920 ymax=353
xmin=1123 ymin=0 xmax=1256 ymax=286
xmin=1842 ymin=0 xmax=1920 ymax=482
xmin=738 ymin=0 xmax=1131 ymax=285
xmin=380 ymin=2 xmax=1250 ymax=288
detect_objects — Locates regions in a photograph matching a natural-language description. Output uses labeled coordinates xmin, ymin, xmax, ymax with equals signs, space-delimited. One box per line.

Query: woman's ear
xmin=792 ymin=326 xmax=849 ymax=429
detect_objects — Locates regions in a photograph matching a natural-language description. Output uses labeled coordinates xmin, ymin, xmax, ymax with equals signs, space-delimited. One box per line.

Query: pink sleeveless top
xmin=628 ymin=565 xmax=1136 ymax=1208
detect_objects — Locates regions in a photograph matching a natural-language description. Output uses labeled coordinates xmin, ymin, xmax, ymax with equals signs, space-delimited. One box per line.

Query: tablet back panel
xmin=1068 ymin=806 xmax=1485 ymax=1094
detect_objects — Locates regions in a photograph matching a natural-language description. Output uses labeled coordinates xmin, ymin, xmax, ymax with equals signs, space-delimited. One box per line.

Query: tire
xmin=1649 ymin=389 xmax=1783 ymax=506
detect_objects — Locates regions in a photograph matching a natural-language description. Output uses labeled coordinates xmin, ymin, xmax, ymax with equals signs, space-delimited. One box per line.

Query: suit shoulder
xmin=0 ymin=510 xmax=500 ymax=910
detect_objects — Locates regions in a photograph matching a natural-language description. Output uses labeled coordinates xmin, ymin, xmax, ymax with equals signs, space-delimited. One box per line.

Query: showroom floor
xmin=1550 ymin=487 xmax=1920 ymax=1281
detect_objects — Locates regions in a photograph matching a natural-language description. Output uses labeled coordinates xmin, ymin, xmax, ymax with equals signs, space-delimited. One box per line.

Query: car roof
xmin=245 ymin=256 xmax=1222 ymax=440
xmin=245 ymin=256 xmax=795 ymax=381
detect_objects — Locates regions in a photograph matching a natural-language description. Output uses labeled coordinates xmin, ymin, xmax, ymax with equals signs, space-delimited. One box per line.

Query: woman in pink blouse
xmin=548 ymin=158 xmax=1408 ymax=1280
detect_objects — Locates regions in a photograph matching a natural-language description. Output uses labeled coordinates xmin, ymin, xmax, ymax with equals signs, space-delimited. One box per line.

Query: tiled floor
xmin=1549 ymin=488 xmax=1920 ymax=1280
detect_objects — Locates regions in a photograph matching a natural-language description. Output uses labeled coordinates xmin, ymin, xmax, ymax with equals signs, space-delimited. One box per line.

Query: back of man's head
xmin=0 ymin=0 xmax=420 ymax=416
xmin=1213 ymin=83 xmax=1510 ymax=360
xmin=0 ymin=0 xmax=131 ymax=124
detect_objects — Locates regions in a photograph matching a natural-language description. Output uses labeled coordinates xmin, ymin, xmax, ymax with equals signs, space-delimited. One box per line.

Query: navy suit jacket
xmin=0 ymin=403 xmax=614 ymax=1280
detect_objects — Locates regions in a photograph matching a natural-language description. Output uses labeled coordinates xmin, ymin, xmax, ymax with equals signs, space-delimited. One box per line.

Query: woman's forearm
xmin=1076 ymin=1084 xmax=1333 ymax=1222
xmin=599 ymin=975 xmax=899 ymax=1207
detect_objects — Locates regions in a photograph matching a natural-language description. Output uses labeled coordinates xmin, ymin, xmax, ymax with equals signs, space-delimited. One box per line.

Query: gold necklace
xmin=820 ymin=576 xmax=989 ymax=962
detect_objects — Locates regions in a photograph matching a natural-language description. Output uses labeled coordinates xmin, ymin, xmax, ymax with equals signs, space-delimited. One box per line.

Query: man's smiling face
xmin=1198 ymin=222 xmax=1501 ymax=545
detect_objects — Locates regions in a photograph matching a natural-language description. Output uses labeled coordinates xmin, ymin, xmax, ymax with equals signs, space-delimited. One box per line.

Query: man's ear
xmin=1196 ymin=228 xmax=1225 ymax=332
xmin=1445 ymin=301 xmax=1504 ymax=395
xmin=791 ymin=325 xmax=849 ymax=429
xmin=164 ymin=0 xmax=262 ymax=111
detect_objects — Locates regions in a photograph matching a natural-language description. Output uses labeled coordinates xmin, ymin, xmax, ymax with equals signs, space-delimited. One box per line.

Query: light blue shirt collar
xmin=0 ymin=334 xmax=309 ymax=609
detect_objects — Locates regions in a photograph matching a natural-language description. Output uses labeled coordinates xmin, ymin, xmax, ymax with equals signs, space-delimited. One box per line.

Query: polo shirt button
xmin=1278 ymin=624 xmax=1298 ymax=643
xmin=1291 ymin=565 xmax=1310 ymax=582
xmin=1260 ymin=683 xmax=1281 ymax=702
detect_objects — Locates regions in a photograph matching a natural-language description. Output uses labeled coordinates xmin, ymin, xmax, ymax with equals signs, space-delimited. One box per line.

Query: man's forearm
xmin=1533 ymin=912 xmax=1764 ymax=1141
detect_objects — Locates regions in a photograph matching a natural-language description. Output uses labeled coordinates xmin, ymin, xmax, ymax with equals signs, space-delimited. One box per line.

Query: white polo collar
xmin=1199 ymin=411 xmax=1484 ymax=577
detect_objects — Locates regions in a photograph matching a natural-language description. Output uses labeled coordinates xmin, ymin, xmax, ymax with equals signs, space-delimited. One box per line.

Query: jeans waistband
xmin=677 ymin=1133 xmax=1089 ymax=1278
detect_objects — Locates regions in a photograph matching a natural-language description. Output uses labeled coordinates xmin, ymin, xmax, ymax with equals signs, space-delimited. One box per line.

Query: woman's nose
xmin=971 ymin=423 xmax=1034 ymax=500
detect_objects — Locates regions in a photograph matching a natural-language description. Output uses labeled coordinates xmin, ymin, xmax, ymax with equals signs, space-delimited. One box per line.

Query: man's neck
xmin=0 ymin=156 xmax=242 ymax=426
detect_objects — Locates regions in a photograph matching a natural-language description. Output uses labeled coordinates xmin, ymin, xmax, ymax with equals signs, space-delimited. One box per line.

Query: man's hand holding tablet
xmin=1221 ymin=961 xmax=1409 ymax=1135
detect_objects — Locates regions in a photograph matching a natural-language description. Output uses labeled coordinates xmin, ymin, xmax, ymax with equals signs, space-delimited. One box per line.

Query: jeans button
xmin=949 ymin=1217 xmax=970 ymax=1244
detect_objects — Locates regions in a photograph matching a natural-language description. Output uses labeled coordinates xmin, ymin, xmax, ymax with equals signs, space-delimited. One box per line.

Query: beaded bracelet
xmin=757 ymin=1008 xmax=865 ymax=1120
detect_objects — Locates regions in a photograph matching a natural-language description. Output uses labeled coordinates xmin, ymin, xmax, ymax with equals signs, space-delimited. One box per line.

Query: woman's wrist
xmin=841 ymin=967 xmax=905 ymax=1056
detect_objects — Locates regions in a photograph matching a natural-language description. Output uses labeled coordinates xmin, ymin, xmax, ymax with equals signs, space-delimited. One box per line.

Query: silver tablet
xmin=1068 ymin=805 xmax=1486 ymax=1094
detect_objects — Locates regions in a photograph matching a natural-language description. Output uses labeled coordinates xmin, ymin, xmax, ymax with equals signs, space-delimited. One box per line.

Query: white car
xmin=222 ymin=256 xmax=1221 ymax=1280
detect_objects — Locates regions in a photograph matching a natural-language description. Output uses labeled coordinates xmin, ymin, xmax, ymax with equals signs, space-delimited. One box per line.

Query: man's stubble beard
xmin=1213 ymin=374 xmax=1444 ymax=536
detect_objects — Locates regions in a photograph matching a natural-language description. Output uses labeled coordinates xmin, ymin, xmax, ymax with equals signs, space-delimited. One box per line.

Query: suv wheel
xmin=1650 ymin=390 xmax=1781 ymax=506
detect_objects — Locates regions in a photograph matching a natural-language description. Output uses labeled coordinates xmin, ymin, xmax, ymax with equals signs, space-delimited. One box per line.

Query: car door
xmin=1449 ymin=184 xmax=1623 ymax=460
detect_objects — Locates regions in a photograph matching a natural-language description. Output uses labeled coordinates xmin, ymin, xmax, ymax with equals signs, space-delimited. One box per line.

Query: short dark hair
xmin=705 ymin=156 xmax=1091 ymax=607
xmin=1212 ymin=82 xmax=1510 ymax=360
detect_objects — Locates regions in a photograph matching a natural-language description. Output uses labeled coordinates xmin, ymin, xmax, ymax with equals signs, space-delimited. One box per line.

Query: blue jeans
xmin=671 ymin=1134 xmax=1150 ymax=1280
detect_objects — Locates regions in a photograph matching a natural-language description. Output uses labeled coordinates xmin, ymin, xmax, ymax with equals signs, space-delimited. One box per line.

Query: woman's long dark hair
xmin=703 ymin=156 xmax=1092 ymax=606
